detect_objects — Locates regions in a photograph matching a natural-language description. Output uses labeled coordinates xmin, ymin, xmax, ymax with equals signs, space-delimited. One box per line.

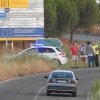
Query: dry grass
xmin=58 ymin=37 xmax=70 ymax=46
xmin=0 ymin=27 xmax=100 ymax=82
xmin=0 ymin=55 xmax=57 ymax=82
xmin=90 ymin=25 xmax=100 ymax=35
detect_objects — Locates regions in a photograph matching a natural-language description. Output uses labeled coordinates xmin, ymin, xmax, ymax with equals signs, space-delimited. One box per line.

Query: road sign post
xmin=6 ymin=38 xmax=8 ymax=54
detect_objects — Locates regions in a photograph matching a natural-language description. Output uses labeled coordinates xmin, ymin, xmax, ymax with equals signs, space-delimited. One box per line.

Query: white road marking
xmin=0 ymin=68 xmax=100 ymax=100
xmin=0 ymin=67 xmax=100 ymax=84
xmin=80 ymin=74 xmax=100 ymax=79
xmin=32 ymin=74 xmax=100 ymax=100
xmin=0 ymin=72 xmax=49 ymax=84
xmin=33 ymin=86 xmax=46 ymax=100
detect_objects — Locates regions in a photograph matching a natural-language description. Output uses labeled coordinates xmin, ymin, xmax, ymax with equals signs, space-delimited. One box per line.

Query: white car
xmin=6 ymin=46 xmax=67 ymax=66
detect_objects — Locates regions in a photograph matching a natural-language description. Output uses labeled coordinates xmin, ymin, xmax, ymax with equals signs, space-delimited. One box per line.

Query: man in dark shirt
xmin=85 ymin=41 xmax=95 ymax=68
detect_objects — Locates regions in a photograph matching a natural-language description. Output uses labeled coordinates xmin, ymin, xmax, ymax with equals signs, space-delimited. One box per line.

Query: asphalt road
xmin=65 ymin=34 xmax=100 ymax=43
xmin=0 ymin=68 xmax=100 ymax=100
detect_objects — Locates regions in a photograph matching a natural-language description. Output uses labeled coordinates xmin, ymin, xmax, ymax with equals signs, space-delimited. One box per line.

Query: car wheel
xmin=47 ymin=90 xmax=50 ymax=96
xmin=72 ymin=92 xmax=77 ymax=97
xmin=52 ymin=59 xmax=61 ymax=67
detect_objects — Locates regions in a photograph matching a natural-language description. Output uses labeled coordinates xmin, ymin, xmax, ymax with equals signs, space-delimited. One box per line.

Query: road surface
xmin=0 ymin=68 xmax=100 ymax=100
xmin=65 ymin=34 xmax=100 ymax=43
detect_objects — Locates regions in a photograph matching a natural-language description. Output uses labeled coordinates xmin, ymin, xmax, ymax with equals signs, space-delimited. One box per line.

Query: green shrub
xmin=91 ymin=79 xmax=100 ymax=100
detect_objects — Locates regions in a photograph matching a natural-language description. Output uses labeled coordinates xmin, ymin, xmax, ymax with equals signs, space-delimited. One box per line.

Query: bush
xmin=91 ymin=79 xmax=100 ymax=100
xmin=0 ymin=53 xmax=57 ymax=82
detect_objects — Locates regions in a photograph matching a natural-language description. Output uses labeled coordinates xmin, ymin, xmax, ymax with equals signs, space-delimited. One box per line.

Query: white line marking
xmin=1 ymin=67 xmax=100 ymax=84
xmin=33 ymin=86 xmax=46 ymax=100
xmin=80 ymin=74 xmax=100 ymax=79
xmin=32 ymin=74 xmax=100 ymax=100
xmin=0 ymin=72 xmax=49 ymax=84
xmin=0 ymin=69 xmax=100 ymax=100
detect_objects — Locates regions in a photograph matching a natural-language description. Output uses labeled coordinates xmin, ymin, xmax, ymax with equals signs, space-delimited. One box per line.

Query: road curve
xmin=65 ymin=34 xmax=100 ymax=43
xmin=0 ymin=68 xmax=100 ymax=100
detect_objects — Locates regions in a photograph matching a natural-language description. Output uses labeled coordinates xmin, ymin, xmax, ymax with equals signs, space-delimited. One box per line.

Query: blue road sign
xmin=0 ymin=13 xmax=6 ymax=18
xmin=0 ymin=0 xmax=44 ymax=39
xmin=0 ymin=28 xmax=44 ymax=38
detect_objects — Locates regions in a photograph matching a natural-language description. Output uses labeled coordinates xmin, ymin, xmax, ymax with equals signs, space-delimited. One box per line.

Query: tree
xmin=69 ymin=0 xmax=99 ymax=43
xmin=44 ymin=0 xmax=57 ymax=38
xmin=44 ymin=0 xmax=99 ymax=43
xmin=83 ymin=0 xmax=99 ymax=28
xmin=55 ymin=0 xmax=73 ymax=37
xmin=67 ymin=0 xmax=79 ymax=43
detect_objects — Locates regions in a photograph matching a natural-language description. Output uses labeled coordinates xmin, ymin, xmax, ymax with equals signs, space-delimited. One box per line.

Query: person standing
xmin=94 ymin=41 xmax=99 ymax=67
xmin=80 ymin=42 xmax=87 ymax=68
xmin=85 ymin=41 xmax=95 ymax=68
xmin=70 ymin=42 xmax=79 ymax=68
xmin=91 ymin=41 xmax=95 ymax=53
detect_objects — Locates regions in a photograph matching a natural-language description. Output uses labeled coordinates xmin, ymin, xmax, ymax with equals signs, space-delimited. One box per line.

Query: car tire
xmin=52 ymin=59 xmax=61 ymax=67
xmin=72 ymin=92 xmax=77 ymax=97
xmin=47 ymin=90 xmax=50 ymax=96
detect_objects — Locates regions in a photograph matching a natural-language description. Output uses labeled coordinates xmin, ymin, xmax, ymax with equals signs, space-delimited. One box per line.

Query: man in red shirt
xmin=70 ymin=42 xmax=79 ymax=68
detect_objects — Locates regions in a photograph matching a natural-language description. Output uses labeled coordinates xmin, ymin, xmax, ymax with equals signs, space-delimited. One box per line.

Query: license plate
xmin=57 ymin=80 xmax=68 ymax=83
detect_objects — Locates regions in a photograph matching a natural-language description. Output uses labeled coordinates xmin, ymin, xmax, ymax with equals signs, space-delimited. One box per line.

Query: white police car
xmin=6 ymin=45 xmax=67 ymax=66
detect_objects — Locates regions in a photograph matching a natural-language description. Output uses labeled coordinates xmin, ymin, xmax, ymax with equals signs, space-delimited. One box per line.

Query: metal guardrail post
xmin=87 ymin=92 xmax=94 ymax=100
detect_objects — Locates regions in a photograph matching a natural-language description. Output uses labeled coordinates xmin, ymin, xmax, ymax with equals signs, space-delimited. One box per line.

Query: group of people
xmin=70 ymin=41 xmax=100 ymax=68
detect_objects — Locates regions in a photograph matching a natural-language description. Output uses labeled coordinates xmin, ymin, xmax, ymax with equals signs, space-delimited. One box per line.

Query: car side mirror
xmin=76 ymin=78 xmax=80 ymax=80
xmin=44 ymin=76 xmax=49 ymax=79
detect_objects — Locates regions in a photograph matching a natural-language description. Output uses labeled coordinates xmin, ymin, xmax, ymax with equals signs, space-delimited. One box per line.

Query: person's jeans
xmin=87 ymin=56 xmax=95 ymax=68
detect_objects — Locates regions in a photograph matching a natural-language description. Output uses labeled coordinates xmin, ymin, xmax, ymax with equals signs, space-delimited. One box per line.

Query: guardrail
xmin=87 ymin=92 xmax=94 ymax=100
